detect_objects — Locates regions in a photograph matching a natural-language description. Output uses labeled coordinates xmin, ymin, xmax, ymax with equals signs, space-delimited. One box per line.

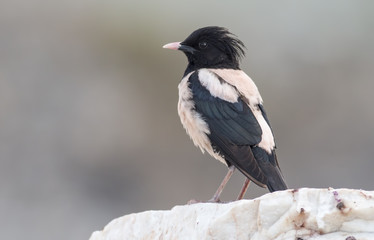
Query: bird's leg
xmin=236 ymin=178 xmax=251 ymax=200
xmin=209 ymin=165 xmax=235 ymax=202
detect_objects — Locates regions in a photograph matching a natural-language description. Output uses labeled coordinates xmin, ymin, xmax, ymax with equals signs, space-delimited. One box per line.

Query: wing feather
xmin=188 ymin=71 xmax=267 ymax=186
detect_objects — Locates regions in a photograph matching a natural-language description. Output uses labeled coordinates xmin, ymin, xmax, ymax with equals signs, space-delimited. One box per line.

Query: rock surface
xmin=90 ymin=188 xmax=374 ymax=240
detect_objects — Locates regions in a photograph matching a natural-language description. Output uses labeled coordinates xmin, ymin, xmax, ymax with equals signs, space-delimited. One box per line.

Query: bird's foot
xmin=187 ymin=199 xmax=201 ymax=205
xmin=207 ymin=197 xmax=222 ymax=203
xmin=187 ymin=198 xmax=224 ymax=205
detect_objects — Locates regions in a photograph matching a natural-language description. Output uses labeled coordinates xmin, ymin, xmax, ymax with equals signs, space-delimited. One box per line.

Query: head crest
xmin=188 ymin=26 xmax=246 ymax=64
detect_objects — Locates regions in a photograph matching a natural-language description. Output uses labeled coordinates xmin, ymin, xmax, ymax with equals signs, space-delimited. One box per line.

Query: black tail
xmin=265 ymin=165 xmax=288 ymax=192
xmin=251 ymin=146 xmax=287 ymax=192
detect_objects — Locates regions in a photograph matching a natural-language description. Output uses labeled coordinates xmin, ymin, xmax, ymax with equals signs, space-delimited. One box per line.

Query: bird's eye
xmin=199 ymin=41 xmax=208 ymax=49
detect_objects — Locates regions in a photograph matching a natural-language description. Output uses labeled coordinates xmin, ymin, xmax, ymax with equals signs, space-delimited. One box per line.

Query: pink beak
xmin=162 ymin=42 xmax=181 ymax=50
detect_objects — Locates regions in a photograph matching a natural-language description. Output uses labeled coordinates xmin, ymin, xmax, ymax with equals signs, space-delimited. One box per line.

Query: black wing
xmin=188 ymin=71 xmax=267 ymax=186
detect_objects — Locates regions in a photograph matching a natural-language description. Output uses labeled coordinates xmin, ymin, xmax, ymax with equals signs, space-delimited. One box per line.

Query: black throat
xmin=183 ymin=62 xmax=240 ymax=78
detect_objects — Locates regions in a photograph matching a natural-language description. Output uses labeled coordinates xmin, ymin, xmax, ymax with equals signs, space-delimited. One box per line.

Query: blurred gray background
xmin=1 ymin=0 xmax=373 ymax=239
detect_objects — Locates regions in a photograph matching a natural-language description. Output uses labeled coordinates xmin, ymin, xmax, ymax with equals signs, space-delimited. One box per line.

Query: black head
xmin=163 ymin=26 xmax=246 ymax=75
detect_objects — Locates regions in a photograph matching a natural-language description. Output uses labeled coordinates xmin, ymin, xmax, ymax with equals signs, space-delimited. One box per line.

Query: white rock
xmin=89 ymin=188 xmax=374 ymax=240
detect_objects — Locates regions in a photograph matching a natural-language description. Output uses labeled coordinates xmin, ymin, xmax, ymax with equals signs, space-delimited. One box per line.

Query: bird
xmin=163 ymin=26 xmax=287 ymax=202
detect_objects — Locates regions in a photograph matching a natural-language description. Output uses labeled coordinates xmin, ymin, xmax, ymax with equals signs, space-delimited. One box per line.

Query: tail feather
xmin=265 ymin=166 xmax=288 ymax=192
xmin=209 ymin=132 xmax=268 ymax=187
xmin=251 ymin=146 xmax=287 ymax=192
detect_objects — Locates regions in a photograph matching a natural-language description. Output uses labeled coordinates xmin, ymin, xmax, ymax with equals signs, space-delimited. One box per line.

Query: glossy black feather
xmin=209 ymin=131 xmax=267 ymax=187
xmin=189 ymin=72 xmax=262 ymax=146
xmin=251 ymin=147 xmax=287 ymax=191
xmin=180 ymin=26 xmax=245 ymax=76
xmin=187 ymin=71 xmax=288 ymax=191
xmin=188 ymin=72 xmax=268 ymax=186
